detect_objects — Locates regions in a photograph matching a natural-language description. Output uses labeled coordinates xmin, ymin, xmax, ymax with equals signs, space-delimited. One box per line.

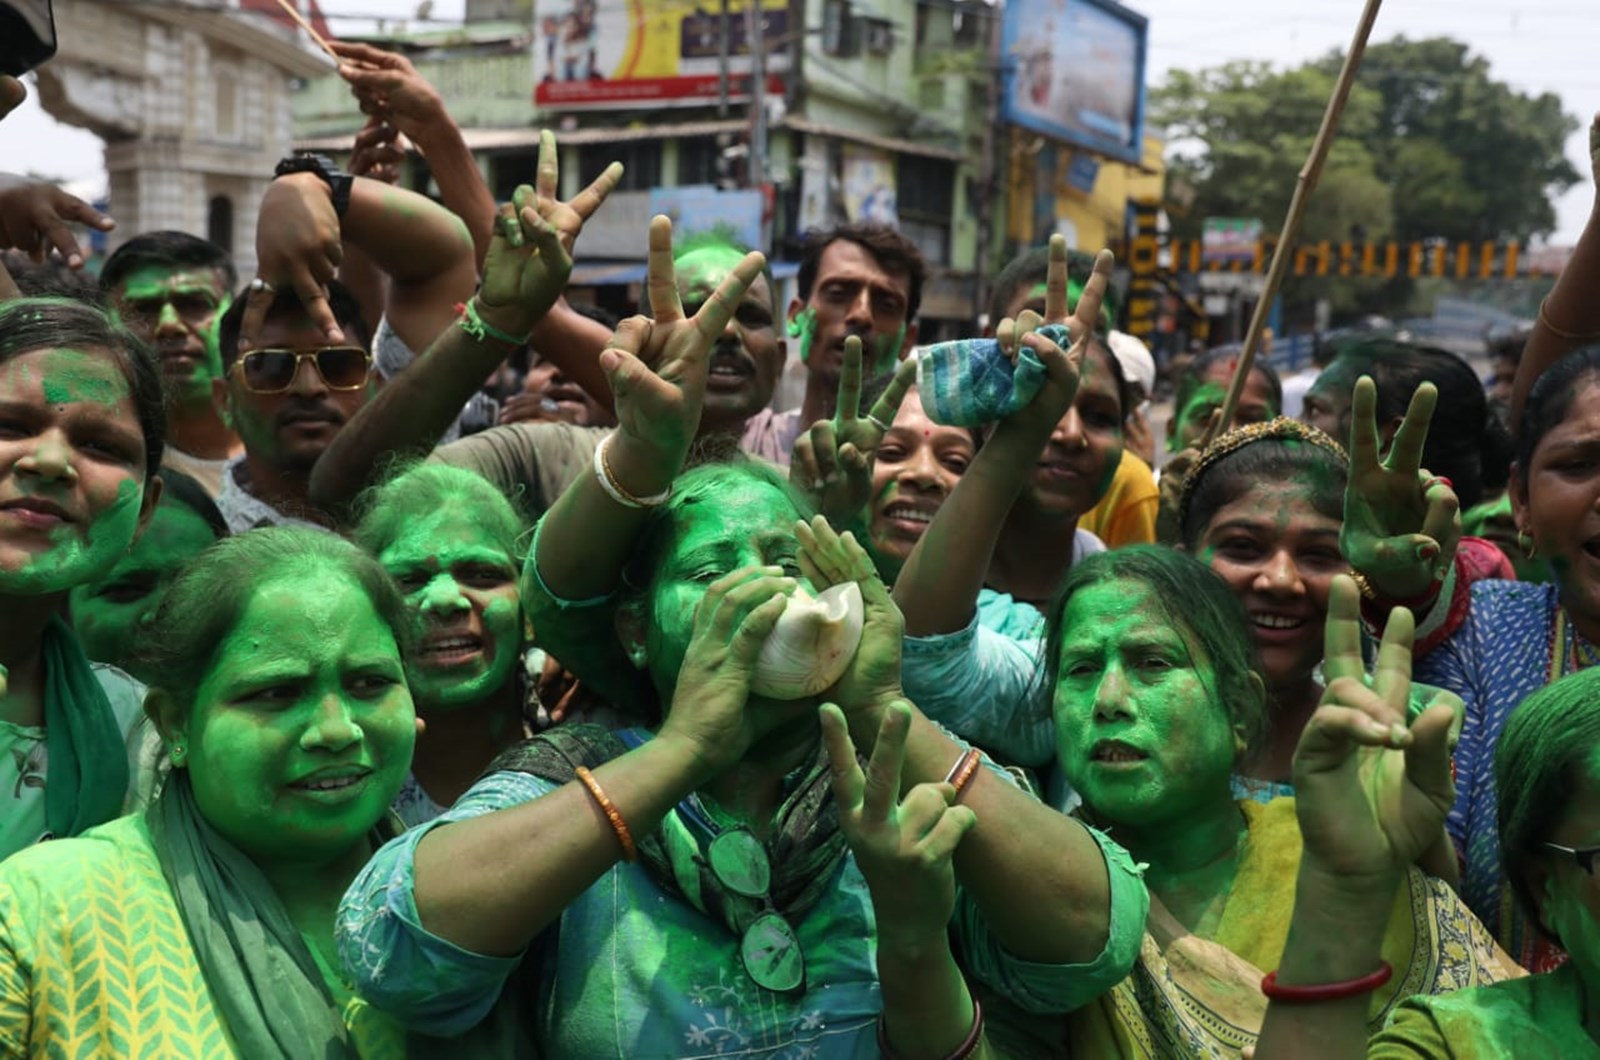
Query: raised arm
xmin=821 ymin=703 xmax=990 ymax=1059
xmin=531 ymin=217 xmax=765 ymax=603
xmin=894 ymin=238 xmax=1111 ymax=636
xmin=1254 ymin=578 xmax=1457 ymax=1059
xmin=804 ymin=516 xmax=1131 ymax=974
xmin=305 ymin=132 xmax=619 ymax=521
xmin=333 ymin=40 xmax=497 ymax=267
xmin=1513 ymin=114 xmax=1600 ymax=428
xmin=243 ymin=172 xmax=476 ymax=354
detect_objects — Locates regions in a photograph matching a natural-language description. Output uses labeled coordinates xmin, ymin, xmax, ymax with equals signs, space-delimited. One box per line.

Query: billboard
xmin=534 ymin=0 xmax=789 ymax=110
xmin=1202 ymin=218 xmax=1263 ymax=264
xmin=1001 ymin=0 xmax=1148 ymax=164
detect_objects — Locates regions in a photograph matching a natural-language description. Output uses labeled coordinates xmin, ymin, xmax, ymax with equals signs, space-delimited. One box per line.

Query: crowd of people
xmin=2 ymin=47 xmax=1600 ymax=1057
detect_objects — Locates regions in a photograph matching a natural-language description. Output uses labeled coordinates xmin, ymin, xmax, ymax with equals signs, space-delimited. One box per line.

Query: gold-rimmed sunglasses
xmin=233 ymin=347 xmax=372 ymax=394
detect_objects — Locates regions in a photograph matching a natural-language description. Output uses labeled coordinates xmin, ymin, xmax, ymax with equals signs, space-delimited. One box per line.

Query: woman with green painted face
xmin=0 ymin=297 xmax=164 ymax=859
xmin=891 ymin=242 xmax=1128 ymax=773
xmin=354 ymin=462 xmax=548 ymax=826
xmin=1034 ymin=552 xmax=1516 ymax=1057
xmin=69 ymin=467 xmax=227 ymax=682
xmin=1258 ymin=598 xmax=1600 ymax=1057
xmin=0 ymin=528 xmax=425 ymax=1056
xmin=337 ymin=220 xmax=1146 ymax=1057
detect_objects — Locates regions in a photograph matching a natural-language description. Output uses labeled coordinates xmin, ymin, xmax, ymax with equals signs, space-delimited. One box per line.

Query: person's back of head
xmin=2 ymin=250 xmax=106 ymax=305
xmin=987 ymin=245 xmax=1116 ymax=332
xmin=1334 ymin=339 xmax=1508 ymax=510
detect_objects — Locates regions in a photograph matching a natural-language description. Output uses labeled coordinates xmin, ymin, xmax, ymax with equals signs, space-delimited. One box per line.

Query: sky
xmin=7 ymin=0 xmax=1598 ymax=241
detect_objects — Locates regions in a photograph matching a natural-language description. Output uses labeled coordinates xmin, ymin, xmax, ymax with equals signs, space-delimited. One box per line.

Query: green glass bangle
xmin=459 ymin=298 xmax=530 ymax=346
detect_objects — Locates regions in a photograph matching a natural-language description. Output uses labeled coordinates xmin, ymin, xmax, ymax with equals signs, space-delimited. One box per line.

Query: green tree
xmin=1314 ymin=37 xmax=1579 ymax=242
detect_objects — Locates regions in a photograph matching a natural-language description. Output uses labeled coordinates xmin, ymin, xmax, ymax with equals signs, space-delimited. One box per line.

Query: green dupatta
xmin=148 ymin=773 xmax=364 ymax=1060
xmin=42 ymin=615 xmax=128 ymax=838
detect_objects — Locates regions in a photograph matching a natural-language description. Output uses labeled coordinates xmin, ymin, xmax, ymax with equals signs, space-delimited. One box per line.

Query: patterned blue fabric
xmin=901 ymin=537 xmax=1103 ymax=771
xmin=337 ymin=764 xmax=1149 ymax=1055
xmin=1414 ymin=578 xmax=1560 ymax=969
xmin=915 ymin=325 xmax=1071 ymax=427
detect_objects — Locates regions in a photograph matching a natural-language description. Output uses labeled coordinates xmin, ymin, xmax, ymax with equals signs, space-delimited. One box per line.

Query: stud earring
xmin=171 ymin=743 xmax=187 ymax=766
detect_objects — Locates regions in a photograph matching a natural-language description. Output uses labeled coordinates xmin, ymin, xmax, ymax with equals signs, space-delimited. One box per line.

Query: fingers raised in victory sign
xmin=1043 ymin=232 xmax=1071 ymax=325
xmin=1291 ymin=575 xmax=1456 ymax=882
xmin=791 ymin=338 xmax=917 ymax=523
xmin=530 ymin=129 xmax=621 ymax=257
xmin=599 ymin=216 xmax=765 ymax=475
xmin=819 ymin=702 xmax=976 ymax=947
xmin=1341 ymin=377 xmax=1460 ymax=600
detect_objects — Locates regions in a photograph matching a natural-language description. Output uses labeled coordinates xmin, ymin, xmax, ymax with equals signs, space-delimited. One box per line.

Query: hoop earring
xmin=1518 ymin=530 xmax=1537 ymax=560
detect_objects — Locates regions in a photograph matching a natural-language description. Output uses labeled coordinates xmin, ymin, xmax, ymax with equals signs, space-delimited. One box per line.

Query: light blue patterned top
xmin=337 ymin=764 xmax=1149 ymax=1057
xmin=901 ymin=534 xmax=1104 ymax=771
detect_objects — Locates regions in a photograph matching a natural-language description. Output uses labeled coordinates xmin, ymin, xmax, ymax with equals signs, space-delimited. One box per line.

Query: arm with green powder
xmin=894 ymin=247 xmax=1111 ymax=636
xmin=244 ymin=172 xmax=475 ymax=356
xmin=304 ymin=133 xmax=619 ymax=521
xmin=1512 ymin=113 xmax=1600 ymax=428
xmin=1257 ymin=579 xmax=1457 ymax=1059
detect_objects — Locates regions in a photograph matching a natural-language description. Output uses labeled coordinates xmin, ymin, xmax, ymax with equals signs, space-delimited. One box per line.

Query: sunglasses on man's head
xmin=233 ymin=347 xmax=372 ymax=394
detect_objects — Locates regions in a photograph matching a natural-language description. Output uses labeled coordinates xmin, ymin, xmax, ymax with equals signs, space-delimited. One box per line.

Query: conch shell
xmin=750 ymin=582 xmax=866 ymax=700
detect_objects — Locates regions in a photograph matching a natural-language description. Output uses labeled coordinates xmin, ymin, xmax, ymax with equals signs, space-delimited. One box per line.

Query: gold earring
xmin=1518 ymin=530 xmax=1537 ymax=560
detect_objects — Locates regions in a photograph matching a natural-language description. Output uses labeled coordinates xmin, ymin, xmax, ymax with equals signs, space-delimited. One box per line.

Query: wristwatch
xmin=274 ymin=152 xmax=353 ymax=218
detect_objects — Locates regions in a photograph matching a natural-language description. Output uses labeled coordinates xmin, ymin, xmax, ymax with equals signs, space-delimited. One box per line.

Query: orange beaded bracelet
xmin=575 ymin=766 xmax=637 ymax=862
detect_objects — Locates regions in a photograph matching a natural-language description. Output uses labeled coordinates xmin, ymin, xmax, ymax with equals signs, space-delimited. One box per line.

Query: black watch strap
xmin=274 ymin=152 xmax=354 ymax=218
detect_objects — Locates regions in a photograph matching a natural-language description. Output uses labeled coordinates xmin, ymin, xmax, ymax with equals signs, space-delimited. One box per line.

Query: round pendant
xmin=708 ymin=829 xmax=771 ymax=898
xmin=741 ymin=911 xmax=805 ymax=993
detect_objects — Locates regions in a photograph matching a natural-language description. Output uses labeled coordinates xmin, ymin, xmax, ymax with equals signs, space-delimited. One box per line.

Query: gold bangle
xmin=575 ymin=766 xmax=637 ymax=862
xmin=592 ymin=434 xmax=671 ymax=510
xmin=1537 ymin=296 xmax=1600 ymax=343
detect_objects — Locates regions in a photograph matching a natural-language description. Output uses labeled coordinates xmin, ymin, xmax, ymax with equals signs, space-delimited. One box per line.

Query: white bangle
xmin=593 ymin=433 xmax=671 ymax=509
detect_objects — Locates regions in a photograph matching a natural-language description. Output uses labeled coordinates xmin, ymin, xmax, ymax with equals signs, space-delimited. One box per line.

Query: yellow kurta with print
xmin=0 ymin=814 xmax=403 ymax=1058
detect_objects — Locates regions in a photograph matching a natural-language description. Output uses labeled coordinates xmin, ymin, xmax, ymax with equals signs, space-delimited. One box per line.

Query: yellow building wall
xmin=1005 ymin=131 xmax=1165 ymax=254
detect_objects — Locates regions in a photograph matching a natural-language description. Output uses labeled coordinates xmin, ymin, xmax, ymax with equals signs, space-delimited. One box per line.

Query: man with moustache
xmin=102 ymin=234 xmax=241 ymax=497
xmin=742 ymin=223 xmax=924 ymax=464
xmin=210 ymin=165 xmax=477 ymax=532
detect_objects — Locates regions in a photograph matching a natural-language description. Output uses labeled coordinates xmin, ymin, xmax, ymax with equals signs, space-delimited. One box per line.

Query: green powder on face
xmin=793 ymin=307 xmax=818 ymax=365
xmin=0 ymin=478 xmax=144 ymax=595
xmin=37 ymin=349 xmax=131 ymax=407
xmin=870 ymin=325 xmax=905 ymax=375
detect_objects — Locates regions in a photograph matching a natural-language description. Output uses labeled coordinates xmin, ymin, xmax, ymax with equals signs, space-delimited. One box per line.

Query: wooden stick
xmin=271 ymin=0 xmax=340 ymax=63
xmin=1207 ymin=0 xmax=1384 ymax=444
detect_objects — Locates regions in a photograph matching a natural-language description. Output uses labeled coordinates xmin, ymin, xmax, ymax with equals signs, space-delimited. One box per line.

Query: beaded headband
xmin=1176 ymin=416 xmax=1350 ymax=533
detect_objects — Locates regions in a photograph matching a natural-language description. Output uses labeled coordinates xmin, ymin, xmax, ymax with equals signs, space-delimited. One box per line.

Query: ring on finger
xmin=866 ymin=414 xmax=892 ymax=434
xmin=1422 ymin=475 xmax=1454 ymax=493
xmin=248 ymin=277 xmax=274 ymax=294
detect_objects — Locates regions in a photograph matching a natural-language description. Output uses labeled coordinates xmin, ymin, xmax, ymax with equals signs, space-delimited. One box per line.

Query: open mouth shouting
xmin=1090 ymin=739 xmax=1149 ymax=768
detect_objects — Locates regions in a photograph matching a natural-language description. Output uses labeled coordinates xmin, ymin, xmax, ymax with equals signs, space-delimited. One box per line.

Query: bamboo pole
xmin=272 ymin=0 xmax=340 ymax=64
xmin=1207 ymin=0 xmax=1385 ymax=443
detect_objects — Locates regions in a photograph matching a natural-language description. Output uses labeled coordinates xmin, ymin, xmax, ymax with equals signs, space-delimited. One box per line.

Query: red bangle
xmin=878 ymin=998 xmax=982 ymax=1060
xmin=1261 ymin=960 xmax=1392 ymax=1003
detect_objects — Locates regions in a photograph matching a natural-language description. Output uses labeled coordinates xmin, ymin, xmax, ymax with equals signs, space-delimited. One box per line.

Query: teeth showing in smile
xmin=885 ymin=505 xmax=933 ymax=525
xmin=425 ymin=637 xmax=480 ymax=654
xmin=298 ymin=774 xmax=363 ymax=791
xmin=1251 ymin=614 xmax=1306 ymax=630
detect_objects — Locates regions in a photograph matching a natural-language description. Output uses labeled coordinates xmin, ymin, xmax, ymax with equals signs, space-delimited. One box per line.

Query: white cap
xmin=1107 ymin=330 xmax=1156 ymax=395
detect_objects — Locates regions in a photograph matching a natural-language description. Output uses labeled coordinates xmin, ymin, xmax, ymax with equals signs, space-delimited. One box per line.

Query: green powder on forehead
xmin=37 ymin=349 xmax=130 ymax=407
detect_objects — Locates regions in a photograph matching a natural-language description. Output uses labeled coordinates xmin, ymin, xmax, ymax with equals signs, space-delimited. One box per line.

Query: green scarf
xmin=148 ymin=773 xmax=359 ymax=1060
xmin=42 ymin=615 xmax=129 ymax=839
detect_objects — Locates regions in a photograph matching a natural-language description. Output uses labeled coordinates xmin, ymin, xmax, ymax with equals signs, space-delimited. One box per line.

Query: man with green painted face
xmin=742 ymin=223 xmax=925 ymax=465
xmin=102 ymin=233 xmax=240 ymax=497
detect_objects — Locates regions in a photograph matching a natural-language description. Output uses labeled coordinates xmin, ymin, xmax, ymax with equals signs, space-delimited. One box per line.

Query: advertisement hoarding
xmin=1201 ymin=218 xmax=1263 ymax=264
xmin=534 ymin=0 xmax=789 ymax=110
xmin=1001 ymin=0 xmax=1148 ymax=164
